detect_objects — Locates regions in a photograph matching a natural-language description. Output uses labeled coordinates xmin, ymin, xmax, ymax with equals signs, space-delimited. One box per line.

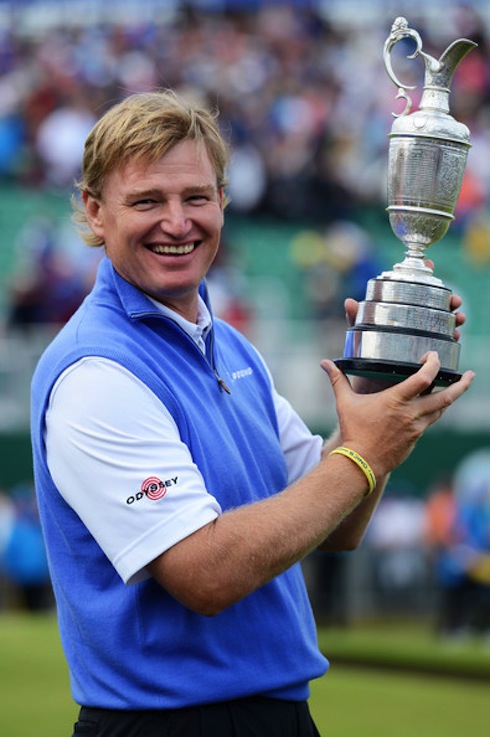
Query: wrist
xmin=329 ymin=446 xmax=376 ymax=496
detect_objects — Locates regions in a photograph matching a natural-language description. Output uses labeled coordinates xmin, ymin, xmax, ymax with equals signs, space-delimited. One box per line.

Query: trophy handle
xmin=383 ymin=17 xmax=441 ymax=117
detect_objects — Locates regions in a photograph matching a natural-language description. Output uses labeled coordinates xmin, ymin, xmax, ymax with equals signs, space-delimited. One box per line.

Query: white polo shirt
xmin=45 ymin=297 xmax=323 ymax=584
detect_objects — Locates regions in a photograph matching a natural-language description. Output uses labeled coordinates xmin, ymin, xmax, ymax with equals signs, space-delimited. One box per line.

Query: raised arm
xmin=148 ymin=352 xmax=474 ymax=615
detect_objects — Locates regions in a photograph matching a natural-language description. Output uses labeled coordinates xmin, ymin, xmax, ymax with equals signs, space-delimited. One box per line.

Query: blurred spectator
xmin=0 ymin=483 xmax=53 ymax=612
xmin=6 ymin=215 xmax=101 ymax=330
xmin=364 ymin=483 xmax=429 ymax=612
xmin=35 ymin=93 xmax=96 ymax=188
xmin=463 ymin=207 xmax=490 ymax=266
xmin=0 ymin=490 xmax=15 ymax=609
xmin=425 ymin=473 xmax=460 ymax=635
xmin=226 ymin=141 xmax=267 ymax=214
xmin=304 ymin=551 xmax=348 ymax=627
xmin=206 ymin=231 xmax=254 ymax=335
xmin=290 ymin=220 xmax=381 ymax=320
xmin=0 ymin=490 xmax=14 ymax=557
xmin=427 ymin=450 xmax=490 ymax=639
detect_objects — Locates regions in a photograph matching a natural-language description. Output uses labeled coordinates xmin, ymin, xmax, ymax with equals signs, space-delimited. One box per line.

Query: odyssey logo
xmin=126 ymin=475 xmax=178 ymax=505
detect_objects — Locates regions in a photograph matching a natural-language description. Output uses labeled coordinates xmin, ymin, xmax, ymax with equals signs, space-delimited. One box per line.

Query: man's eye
xmin=187 ymin=195 xmax=208 ymax=203
xmin=133 ymin=199 xmax=156 ymax=208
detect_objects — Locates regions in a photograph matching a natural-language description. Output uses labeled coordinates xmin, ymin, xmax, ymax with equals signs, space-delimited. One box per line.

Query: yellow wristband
xmin=329 ymin=446 xmax=376 ymax=496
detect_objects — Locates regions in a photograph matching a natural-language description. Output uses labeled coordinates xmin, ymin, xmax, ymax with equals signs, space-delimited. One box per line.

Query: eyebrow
xmin=126 ymin=184 xmax=217 ymax=201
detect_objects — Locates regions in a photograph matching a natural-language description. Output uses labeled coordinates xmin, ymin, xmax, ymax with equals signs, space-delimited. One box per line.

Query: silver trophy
xmin=336 ymin=18 xmax=477 ymax=385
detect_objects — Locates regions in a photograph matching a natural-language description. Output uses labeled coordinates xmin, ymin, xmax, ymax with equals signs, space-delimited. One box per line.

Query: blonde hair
xmin=72 ymin=90 xmax=229 ymax=247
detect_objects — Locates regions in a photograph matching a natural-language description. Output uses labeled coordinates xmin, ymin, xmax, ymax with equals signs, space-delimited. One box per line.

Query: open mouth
xmin=147 ymin=242 xmax=198 ymax=255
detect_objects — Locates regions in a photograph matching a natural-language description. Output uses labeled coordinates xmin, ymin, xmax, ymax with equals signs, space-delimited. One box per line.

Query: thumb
xmin=321 ymin=359 xmax=352 ymax=397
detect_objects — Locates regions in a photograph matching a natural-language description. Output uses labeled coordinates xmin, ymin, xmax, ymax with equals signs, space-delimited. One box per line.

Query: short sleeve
xmin=45 ymin=357 xmax=221 ymax=584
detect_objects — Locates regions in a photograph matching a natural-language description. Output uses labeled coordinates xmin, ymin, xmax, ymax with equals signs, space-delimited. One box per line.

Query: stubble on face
xmin=85 ymin=140 xmax=225 ymax=321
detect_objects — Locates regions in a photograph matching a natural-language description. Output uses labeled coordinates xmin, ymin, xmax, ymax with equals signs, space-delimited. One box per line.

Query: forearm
xmin=317 ymin=427 xmax=388 ymax=551
xmin=147 ymin=451 xmax=370 ymax=616
xmin=317 ymin=471 xmax=389 ymax=552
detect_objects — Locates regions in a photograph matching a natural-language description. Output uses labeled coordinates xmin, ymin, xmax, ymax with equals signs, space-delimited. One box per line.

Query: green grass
xmin=310 ymin=666 xmax=489 ymax=737
xmin=0 ymin=613 xmax=489 ymax=737
xmin=317 ymin=621 xmax=490 ymax=680
xmin=0 ymin=613 xmax=77 ymax=736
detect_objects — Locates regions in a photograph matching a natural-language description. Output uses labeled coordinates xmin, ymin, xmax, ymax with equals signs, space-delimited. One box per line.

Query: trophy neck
xmin=382 ymin=248 xmax=443 ymax=286
xmin=419 ymin=86 xmax=450 ymax=116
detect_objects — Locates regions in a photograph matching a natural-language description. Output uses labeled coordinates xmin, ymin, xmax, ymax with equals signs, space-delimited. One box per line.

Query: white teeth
xmin=151 ymin=243 xmax=195 ymax=255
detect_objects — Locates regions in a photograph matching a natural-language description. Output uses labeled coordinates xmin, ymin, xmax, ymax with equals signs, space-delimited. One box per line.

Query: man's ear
xmin=82 ymin=191 xmax=105 ymax=239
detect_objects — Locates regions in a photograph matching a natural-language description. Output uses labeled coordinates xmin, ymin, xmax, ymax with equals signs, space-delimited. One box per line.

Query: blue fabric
xmin=31 ymin=257 xmax=328 ymax=709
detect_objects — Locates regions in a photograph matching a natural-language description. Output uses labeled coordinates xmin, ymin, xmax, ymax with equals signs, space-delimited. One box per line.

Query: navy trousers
xmin=71 ymin=697 xmax=322 ymax=736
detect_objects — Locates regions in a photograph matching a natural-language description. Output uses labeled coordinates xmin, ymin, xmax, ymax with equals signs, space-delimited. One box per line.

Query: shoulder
xmin=48 ymin=356 xmax=176 ymax=432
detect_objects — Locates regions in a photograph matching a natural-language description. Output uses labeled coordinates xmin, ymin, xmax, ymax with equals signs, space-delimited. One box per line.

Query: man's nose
xmin=160 ymin=202 xmax=192 ymax=236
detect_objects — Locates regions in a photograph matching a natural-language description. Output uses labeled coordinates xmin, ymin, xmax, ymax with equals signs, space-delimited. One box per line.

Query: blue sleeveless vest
xmin=31 ymin=257 xmax=327 ymax=709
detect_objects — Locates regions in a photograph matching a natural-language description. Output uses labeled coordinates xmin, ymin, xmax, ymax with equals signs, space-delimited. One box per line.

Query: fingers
xmin=322 ymin=353 xmax=475 ymax=418
xmin=389 ymin=351 xmax=443 ymax=401
xmin=418 ymin=367 xmax=475 ymax=421
xmin=321 ymin=355 xmax=474 ymax=478
xmin=344 ymin=298 xmax=358 ymax=328
xmin=388 ymin=353 xmax=475 ymax=416
xmin=449 ymin=294 xmax=465 ymax=340
xmin=416 ymin=373 xmax=473 ymax=431
xmin=454 ymin=311 xmax=466 ymax=328
xmin=453 ymin=310 xmax=466 ymax=342
xmin=449 ymin=293 xmax=463 ymax=312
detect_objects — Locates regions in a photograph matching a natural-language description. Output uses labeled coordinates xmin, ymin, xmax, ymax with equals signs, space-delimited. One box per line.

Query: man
xmin=31 ymin=90 xmax=474 ymax=737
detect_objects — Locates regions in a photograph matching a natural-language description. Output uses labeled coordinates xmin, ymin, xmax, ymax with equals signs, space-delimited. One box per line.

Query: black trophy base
xmin=335 ymin=357 xmax=462 ymax=388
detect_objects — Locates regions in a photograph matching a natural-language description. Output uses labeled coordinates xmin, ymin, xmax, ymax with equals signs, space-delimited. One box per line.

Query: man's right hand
xmin=321 ymin=351 xmax=475 ymax=480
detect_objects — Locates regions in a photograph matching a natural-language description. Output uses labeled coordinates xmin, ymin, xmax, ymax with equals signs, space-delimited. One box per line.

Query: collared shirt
xmin=146 ymin=293 xmax=212 ymax=355
xmin=45 ymin=295 xmax=323 ymax=584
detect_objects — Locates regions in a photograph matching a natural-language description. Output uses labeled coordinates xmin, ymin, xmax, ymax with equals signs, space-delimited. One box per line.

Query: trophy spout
xmin=421 ymin=38 xmax=478 ymax=115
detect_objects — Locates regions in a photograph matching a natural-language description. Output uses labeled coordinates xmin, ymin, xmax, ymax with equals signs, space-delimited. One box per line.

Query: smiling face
xmin=83 ymin=139 xmax=224 ymax=322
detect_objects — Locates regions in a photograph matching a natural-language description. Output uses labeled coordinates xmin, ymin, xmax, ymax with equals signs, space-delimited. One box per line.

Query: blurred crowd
xmin=2 ymin=1 xmax=490 ymax=330
xmin=357 ymin=451 xmax=490 ymax=641
xmin=0 ymin=2 xmax=489 ymax=220
xmin=308 ymin=448 xmax=490 ymax=639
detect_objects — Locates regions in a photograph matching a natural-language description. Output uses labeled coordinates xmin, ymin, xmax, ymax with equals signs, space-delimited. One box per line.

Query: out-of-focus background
xmin=0 ymin=5 xmax=489 ymax=729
